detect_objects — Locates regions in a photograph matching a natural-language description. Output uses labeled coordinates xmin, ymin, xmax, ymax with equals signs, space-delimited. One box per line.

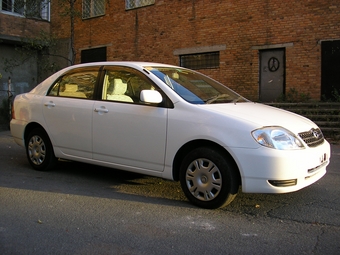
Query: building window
xmin=2 ymin=0 xmax=24 ymax=15
xmin=125 ymin=0 xmax=155 ymax=10
xmin=82 ymin=0 xmax=105 ymax=19
xmin=1 ymin=0 xmax=50 ymax=21
xmin=180 ymin=52 xmax=220 ymax=70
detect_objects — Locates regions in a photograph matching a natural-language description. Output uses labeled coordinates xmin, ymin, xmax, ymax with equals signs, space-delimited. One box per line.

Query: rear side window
xmin=48 ymin=68 xmax=99 ymax=99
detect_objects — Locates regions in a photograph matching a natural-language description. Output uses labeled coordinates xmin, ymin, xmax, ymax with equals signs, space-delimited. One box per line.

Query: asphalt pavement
xmin=0 ymin=130 xmax=339 ymax=255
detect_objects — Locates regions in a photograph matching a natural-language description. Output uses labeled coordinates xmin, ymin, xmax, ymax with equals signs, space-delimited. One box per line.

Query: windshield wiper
xmin=232 ymin=96 xmax=244 ymax=104
xmin=205 ymin=94 xmax=230 ymax=104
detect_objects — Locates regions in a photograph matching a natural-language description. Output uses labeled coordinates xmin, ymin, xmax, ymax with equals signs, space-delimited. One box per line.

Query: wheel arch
xmin=172 ymin=139 xmax=241 ymax=185
xmin=24 ymin=122 xmax=49 ymax=145
xmin=24 ymin=122 xmax=57 ymax=171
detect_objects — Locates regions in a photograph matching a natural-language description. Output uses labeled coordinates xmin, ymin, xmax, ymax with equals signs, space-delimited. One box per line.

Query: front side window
xmin=125 ymin=0 xmax=155 ymax=10
xmin=102 ymin=67 xmax=156 ymax=103
xmin=49 ymin=69 xmax=98 ymax=99
xmin=82 ymin=0 xmax=105 ymax=19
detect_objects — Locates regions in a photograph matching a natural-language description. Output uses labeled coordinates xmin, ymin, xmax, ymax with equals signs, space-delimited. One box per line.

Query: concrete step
xmin=267 ymin=102 xmax=340 ymax=140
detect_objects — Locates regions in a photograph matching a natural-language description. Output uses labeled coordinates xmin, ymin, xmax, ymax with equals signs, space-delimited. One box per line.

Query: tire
xmin=179 ymin=147 xmax=239 ymax=209
xmin=25 ymin=128 xmax=57 ymax=171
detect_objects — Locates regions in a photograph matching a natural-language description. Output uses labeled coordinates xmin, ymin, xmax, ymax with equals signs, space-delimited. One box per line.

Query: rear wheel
xmin=25 ymin=128 xmax=56 ymax=171
xmin=180 ymin=147 xmax=239 ymax=209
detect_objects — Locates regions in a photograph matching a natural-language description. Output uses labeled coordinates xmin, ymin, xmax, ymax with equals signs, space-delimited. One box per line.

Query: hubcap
xmin=28 ymin=135 xmax=46 ymax=165
xmin=201 ymin=175 xmax=208 ymax=184
xmin=185 ymin=158 xmax=222 ymax=202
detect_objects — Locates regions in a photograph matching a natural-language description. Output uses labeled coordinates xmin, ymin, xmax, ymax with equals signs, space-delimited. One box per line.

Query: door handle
xmin=44 ymin=101 xmax=55 ymax=108
xmin=94 ymin=107 xmax=109 ymax=113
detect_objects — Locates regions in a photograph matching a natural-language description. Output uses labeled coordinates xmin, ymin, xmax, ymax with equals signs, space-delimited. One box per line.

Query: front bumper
xmin=230 ymin=140 xmax=331 ymax=193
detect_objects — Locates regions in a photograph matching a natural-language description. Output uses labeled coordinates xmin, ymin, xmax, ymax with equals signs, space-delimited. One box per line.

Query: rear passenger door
xmin=92 ymin=66 xmax=168 ymax=171
xmin=42 ymin=67 xmax=99 ymax=159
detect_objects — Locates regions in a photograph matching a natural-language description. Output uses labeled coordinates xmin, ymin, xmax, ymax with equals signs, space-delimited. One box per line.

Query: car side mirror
xmin=140 ymin=90 xmax=163 ymax=104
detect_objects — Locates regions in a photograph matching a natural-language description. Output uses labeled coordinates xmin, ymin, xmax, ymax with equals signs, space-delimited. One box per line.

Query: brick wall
xmin=50 ymin=0 xmax=340 ymax=101
xmin=0 ymin=13 xmax=50 ymax=39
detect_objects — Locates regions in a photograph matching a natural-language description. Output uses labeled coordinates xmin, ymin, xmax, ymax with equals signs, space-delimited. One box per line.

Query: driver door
xmin=92 ymin=67 xmax=168 ymax=171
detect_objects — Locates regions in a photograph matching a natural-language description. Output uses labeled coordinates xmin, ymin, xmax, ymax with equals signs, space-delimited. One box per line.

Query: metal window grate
xmin=1 ymin=0 xmax=49 ymax=20
xmin=125 ymin=0 xmax=155 ymax=10
xmin=82 ymin=0 xmax=105 ymax=19
xmin=26 ymin=0 xmax=49 ymax=20
xmin=2 ymin=0 xmax=23 ymax=15
xmin=180 ymin=52 xmax=220 ymax=70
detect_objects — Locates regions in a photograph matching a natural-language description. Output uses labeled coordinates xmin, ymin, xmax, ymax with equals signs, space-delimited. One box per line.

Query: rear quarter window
xmin=48 ymin=68 xmax=99 ymax=99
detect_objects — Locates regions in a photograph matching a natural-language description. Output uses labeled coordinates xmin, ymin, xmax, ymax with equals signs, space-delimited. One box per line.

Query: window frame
xmin=179 ymin=51 xmax=220 ymax=70
xmin=125 ymin=0 xmax=155 ymax=10
xmin=82 ymin=0 xmax=105 ymax=20
xmin=48 ymin=67 xmax=100 ymax=100
xmin=1 ymin=0 xmax=50 ymax=21
xmin=100 ymin=66 xmax=173 ymax=108
xmin=101 ymin=67 xmax=157 ymax=103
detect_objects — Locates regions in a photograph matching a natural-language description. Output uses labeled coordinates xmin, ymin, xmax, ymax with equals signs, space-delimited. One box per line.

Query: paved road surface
xmin=0 ymin=131 xmax=339 ymax=254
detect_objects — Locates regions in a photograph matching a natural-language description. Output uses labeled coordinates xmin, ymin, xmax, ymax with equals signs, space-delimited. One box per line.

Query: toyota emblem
xmin=312 ymin=129 xmax=319 ymax=138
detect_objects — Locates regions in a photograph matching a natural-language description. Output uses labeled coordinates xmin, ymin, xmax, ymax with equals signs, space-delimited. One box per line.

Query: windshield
xmin=146 ymin=66 xmax=248 ymax=104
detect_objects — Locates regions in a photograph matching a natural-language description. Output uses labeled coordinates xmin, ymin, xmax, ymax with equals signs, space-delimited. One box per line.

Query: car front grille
xmin=298 ymin=128 xmax=324 ymax=147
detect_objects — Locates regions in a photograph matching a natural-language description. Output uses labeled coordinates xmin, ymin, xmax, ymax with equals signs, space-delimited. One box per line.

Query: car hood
xmin=201 ymin=102 xmax=318 ymax=134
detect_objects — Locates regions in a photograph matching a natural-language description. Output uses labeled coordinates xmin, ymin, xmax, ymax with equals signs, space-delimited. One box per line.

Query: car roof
xmin=67 ymin=61 xmax=179 ymax=70
xmin=29 ymin=62 xmax=181 ymax=95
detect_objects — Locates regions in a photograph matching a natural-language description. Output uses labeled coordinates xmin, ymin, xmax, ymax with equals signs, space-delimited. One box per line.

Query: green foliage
xmin=277 ymin=88 xmax=311 ymax=103
xmin=2 ymin=0 xmax=76 ymax=77
xmin=321 ymin=88 xmax=340 ymax=102
xmin=2 ymin=31 xmax=60 ymax=74
xmin=59 ymin=0 xmax=81 ymax=18
xmin=331 ymin=89 xmax=340 ymax=102
xmin=58 ymin=0 xmax=78 ymax=65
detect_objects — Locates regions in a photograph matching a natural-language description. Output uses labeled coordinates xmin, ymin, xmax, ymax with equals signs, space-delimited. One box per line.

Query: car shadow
xmin=0 ymin=153 xmax=329 ymax=213
xmin=24 ymin=158 xmax=192 ymax=208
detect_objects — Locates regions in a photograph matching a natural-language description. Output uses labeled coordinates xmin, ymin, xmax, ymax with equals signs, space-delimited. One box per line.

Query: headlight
xmin=251 ymin=126 xmax=304 ymax=150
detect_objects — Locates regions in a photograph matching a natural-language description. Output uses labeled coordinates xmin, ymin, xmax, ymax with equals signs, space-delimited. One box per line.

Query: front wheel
xmin=25 ymin=128 xmax=56 ymax=171
xmin=180 ymin=147 xmax=239 ymax=209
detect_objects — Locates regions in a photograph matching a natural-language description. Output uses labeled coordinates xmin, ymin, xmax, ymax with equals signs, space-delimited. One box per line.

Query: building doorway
xmin=81 ymin=47 xmax=107 ymax=63
xmin=321 ymin=40 xmax=340 ymax=101
xmin=259 ymin=48 xmax=285 ymax=102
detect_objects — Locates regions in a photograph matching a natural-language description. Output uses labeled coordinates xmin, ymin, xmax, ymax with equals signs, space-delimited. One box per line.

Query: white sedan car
xmin=10 ymin=62 xmax=330 ymax=209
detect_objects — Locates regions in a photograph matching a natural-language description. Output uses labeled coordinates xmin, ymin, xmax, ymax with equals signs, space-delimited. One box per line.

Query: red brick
xmin=50 ymin=0 xmax=340 ymax=101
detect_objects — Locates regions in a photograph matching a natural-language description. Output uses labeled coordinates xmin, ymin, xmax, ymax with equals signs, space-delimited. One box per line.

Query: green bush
xmin=277 ymin=88 xmax=311 ymax=103
xmin=321 ymin=88 xmax=340 ymax=102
